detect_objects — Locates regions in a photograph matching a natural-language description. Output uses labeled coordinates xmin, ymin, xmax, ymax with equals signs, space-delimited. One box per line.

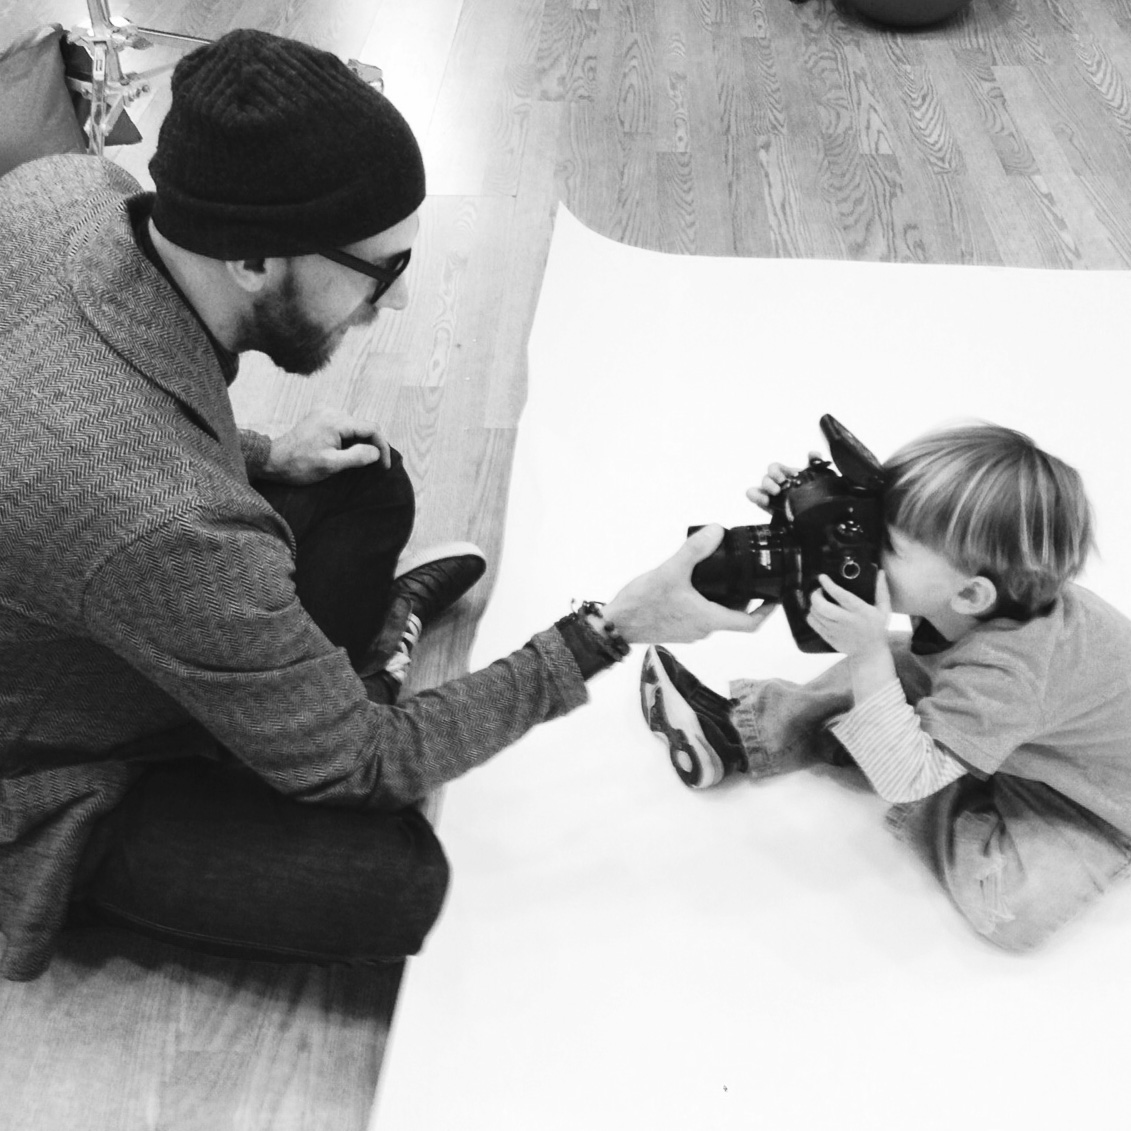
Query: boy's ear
xmin=951 ymin=575 xmax=998 ymax=618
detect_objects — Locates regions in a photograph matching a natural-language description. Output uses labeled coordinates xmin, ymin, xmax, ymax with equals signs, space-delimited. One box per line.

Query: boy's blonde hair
xmin=882 ymin=422 xmax=1095 ymax=616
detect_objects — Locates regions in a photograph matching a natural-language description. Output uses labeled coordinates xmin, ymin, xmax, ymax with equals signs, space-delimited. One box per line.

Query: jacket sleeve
xmin=237 ymin=429 xmax=273 ymax=481
xmin=79 ymin=506 xmax=589 ymax=808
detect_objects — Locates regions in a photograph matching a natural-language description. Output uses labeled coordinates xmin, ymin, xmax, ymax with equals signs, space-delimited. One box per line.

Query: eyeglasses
xmin=317 ymin=247 xmax=412 ymax=305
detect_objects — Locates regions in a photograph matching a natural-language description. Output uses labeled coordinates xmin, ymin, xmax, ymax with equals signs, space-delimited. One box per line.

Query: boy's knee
xmin=963 ymin=897 xmax=1061 ymax=953
xmin=976 ymin=919 xmax=1049 ymax=954
xmin=950 ymin=865 xmax=1065 ymax=954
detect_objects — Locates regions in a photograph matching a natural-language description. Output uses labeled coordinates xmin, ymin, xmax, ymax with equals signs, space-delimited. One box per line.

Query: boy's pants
xmin=68 ymin=451 xmax=451 ymax=965
xmin=730 ymin=642 xmax=1131 ymax=952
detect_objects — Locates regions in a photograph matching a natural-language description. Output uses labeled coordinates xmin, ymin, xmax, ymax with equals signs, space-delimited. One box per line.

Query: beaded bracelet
xmin=572 ymin=599 xmax=631 ymax=660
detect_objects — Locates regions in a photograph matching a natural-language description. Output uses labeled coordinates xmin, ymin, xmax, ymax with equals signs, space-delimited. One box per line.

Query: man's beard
xmin=240 ymin=267 xmax=336 ymax=375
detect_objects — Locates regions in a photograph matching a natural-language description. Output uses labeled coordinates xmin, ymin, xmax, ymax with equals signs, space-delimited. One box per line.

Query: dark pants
xmin=72 ymin=453 xmax=452 ymax=964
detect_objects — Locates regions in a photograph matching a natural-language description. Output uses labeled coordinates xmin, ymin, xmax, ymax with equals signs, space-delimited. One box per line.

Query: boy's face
xmin=880 ymin=528 xmax=973 ymax=621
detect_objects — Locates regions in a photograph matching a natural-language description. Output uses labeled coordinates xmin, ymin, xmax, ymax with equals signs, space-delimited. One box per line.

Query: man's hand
xmin=602 ymin=524 xmax=777 ymax=645
xmin=261 ymin=408 xmax=392 ymax=484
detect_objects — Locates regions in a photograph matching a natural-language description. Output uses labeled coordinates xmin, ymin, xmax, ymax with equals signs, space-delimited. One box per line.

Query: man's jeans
xmin=70 ymin=451 xmax=451 ymax=965
xmin=730 ymin=642 xmax=1131 ymax=952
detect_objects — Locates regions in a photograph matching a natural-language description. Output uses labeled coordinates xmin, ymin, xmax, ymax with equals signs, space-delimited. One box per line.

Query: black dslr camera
xmin=690 ymin=415 xmax=886 ymax=653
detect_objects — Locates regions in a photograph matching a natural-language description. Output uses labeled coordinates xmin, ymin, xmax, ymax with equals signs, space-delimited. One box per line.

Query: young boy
xmin=641 ymin=422 xmax=1131 ymax=952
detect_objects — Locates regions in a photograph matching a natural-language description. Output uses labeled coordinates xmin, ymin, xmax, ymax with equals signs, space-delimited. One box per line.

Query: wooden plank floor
xmin=3 ymin=0 xmax=1131 ymax=1126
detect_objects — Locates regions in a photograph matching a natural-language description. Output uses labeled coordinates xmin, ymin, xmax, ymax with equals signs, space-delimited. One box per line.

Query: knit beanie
xmin=149 ymin=28 xmax=425 ymax=259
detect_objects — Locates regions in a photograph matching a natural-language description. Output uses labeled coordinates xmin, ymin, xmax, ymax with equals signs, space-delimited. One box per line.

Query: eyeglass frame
xmin=317 ymin=247 xmax=412 ymax=305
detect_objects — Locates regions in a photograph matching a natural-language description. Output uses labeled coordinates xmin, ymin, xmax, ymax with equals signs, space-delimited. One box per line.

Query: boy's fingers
xmin=766 ymin=462 xmax=800 ymax=484
xmin=815 ymin=574 xmax=845 ymax=603
xmin=818 ymin=573 xmax=869 ymax=608
xmin=873 ymin=570 xmax=892 ymax=611
xmin=808 ymin=588 xmax=836 ymax=618
xmin=805 ymin=611 xmax=833 ymax=643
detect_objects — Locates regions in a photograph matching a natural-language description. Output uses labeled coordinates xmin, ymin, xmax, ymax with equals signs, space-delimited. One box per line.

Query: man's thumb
xmin=680 ymin=523 xmax=726 ymax=563
xmin=328 ymin=443 xmax=382 ymax=470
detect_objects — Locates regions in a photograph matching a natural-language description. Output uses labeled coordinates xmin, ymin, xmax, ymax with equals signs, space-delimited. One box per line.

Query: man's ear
xmin=224 ymin=257 xmax=281 ymax=295
xmin=951 ymin=575 xmax=998 ymax=618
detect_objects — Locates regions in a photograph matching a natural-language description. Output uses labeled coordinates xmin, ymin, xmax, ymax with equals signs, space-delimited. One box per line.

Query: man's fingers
xmin=339 ymin=423 xmax=392 ymax=469
xmin=699 ymin=600 xmax=775 ymax=635
xmin=746 ymin=600 xmax=778 ymax=631
xmin=677 ymin=523 xmax=725 ymax=565
xmin=346 ymin=430 xmax=391 ymax=468
xmin=326 ymin=444 xmax=383 ymax=471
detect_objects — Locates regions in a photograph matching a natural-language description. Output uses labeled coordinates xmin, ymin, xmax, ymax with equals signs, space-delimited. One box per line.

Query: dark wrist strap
xmin=554 ymin=600 xmax=630 ymax=680
xmin=573 ymin=600 xmax=631 ymax=658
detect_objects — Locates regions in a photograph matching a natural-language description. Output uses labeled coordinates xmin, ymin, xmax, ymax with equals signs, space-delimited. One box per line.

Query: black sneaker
xmin=361 ymin=542 xmax=487 ymax=697
xmin=640 ymin=646 xmax=749 ymax=789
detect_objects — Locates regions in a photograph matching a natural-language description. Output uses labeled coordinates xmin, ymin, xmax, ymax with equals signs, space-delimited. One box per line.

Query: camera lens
xmin=688 ymin=524 xmax=786 ymax=610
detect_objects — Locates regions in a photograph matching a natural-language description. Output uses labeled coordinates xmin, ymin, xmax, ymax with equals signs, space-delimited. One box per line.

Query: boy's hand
xmin=807 ymin=571 xmax=892 ymax=658
xmin=745 ymin=451 xmax=824 ymax=512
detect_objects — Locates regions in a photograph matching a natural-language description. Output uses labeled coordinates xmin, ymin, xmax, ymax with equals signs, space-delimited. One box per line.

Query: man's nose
xmin=378 ymin=273 xmax=409 ymax=311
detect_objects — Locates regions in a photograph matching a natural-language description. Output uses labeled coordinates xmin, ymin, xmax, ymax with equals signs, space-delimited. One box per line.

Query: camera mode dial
xmin=832 ymin=518 xmax=866 ymax=545
xmin=826 ymin=519 xmax=869 ymax=583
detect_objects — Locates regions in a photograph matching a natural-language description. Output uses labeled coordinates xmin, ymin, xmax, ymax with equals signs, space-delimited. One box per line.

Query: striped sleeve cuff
xmin=829 ymin=678 xmax=966 ymax=802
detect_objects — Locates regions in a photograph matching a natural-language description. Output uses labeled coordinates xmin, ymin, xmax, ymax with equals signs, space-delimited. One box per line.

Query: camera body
xmin=689 ymin=415 xmax=886 ymax=653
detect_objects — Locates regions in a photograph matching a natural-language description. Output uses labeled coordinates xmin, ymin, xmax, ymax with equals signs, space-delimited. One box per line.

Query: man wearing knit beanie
xmin=0 ymin=29 xmax=762 ymax=981
xmin=148 ymin=27 xmax=428 ymax=377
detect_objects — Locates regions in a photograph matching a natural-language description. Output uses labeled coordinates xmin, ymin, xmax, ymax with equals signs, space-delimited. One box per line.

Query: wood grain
xmin=6 ymin=0 xmax=1131 ymax=1126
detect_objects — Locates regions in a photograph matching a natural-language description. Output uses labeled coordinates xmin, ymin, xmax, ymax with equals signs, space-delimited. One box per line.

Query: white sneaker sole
xmin=640 ymin=646 xmax=728 ymax=789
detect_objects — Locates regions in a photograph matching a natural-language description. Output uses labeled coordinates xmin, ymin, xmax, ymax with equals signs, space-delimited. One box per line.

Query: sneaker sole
xmin=640 ymin=647 xmax=728 ymax=789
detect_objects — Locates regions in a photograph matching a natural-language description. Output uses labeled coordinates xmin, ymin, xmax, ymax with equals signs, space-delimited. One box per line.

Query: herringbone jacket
xmin=0 ymin=155 xmax=587 ymax=980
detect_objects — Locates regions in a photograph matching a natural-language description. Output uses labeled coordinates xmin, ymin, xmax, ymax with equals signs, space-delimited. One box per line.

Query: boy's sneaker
xmin=640 ymin=646 xmax=749 ymax=789
xmin=361 ymin=542 xmax=487 ymax=699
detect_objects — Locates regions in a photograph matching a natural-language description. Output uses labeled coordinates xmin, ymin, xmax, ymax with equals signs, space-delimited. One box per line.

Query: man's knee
xmin=376 ymin=445 xmax=413 ymax=495
xmin=348 ymin=446 xmax=415 ymax=520
xmin=357 ymin=807 xmax=450 ymax=956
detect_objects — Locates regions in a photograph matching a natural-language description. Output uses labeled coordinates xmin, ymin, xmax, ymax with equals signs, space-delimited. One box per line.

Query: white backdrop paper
xmin=373 ymin=206 xmax=1131 ymax=1130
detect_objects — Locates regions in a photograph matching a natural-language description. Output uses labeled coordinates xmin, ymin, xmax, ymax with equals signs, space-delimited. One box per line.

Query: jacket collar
xmin=65 ymin=174 xmax=240 ymax=449
xmin=129 ymin=194 xmax=241 ymax=386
